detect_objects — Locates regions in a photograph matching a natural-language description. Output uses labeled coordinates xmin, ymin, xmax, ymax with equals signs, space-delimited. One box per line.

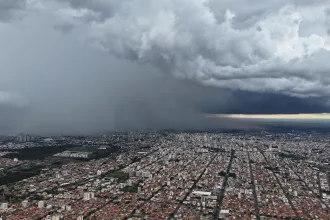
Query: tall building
xmin=17 ymin=133 xmax=32 ymax=143
xmin=22 ymin=200 xmax=28 ymax=208
xmin=83 ymin=192 xmax=91 ymax=201
xmin=38 ymin=200 xmax=44 ymax=208
xmin=1 ymin=203 xmax=8 ymax=210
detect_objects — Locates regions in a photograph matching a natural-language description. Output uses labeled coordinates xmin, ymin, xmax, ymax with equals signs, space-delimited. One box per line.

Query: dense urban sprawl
xmin=0 ymin=131 xmax=329 ymax=219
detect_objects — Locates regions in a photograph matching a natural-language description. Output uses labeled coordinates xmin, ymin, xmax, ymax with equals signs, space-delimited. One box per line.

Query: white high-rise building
xmin=77 ymin=216 xmax=84 ymax=220
xmin=22 ymin=200 xmax=29 ymax=208
xmin=83 ymin=192 xmax=90 ymax=201
xmin=38 ymin=200 xmax=45 ymax=208
xmin=1 ymin=203 xmax=8 ymax=209
xmin=51 ymin=216 xmax=60 ymax=220
xmin=294 ymin=191 xmax=298 ymax=197
xmin=83 ymin=192 xmax=95 ymax=200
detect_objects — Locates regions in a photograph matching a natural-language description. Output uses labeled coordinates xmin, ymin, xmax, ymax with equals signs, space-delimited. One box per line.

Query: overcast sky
xmin=1 ymin=0 xmax=330 ymax=134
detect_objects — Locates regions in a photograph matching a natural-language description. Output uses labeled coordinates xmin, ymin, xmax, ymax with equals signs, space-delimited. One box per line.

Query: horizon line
xmin=207 ymin=113 xmax=330 ymax=119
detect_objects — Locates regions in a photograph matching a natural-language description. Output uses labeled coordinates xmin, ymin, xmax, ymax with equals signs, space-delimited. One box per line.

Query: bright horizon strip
xmin=208 ymin=113 xmax=330 ymax=120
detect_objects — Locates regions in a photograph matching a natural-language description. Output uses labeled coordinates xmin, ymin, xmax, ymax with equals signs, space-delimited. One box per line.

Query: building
xmin=38 ymin=200 xmax=45 ymax=208
xmin=192 ymin=191 xmax=212 ymax=196
xmin=83 ymin=192 xmax=91 ymax=201
xmin=54 ymin=151 xmax=91 ymax=159
xmin=22 ymin=200 xmax=28 ymax=208
xmin=1 ymin=203 xmax=8 ymax=210
xmin=17 ymin=133 xmax=32 ymax=143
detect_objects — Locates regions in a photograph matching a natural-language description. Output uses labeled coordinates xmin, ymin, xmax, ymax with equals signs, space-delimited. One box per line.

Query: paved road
xmin=283 ymin=160 xmax=329 ymax=211
xmin=40 ymin=148 xmax=160 ymax=219
xmin=136 ymin=151 xmax=170 ymax=172
xmin=328 ymin=172 xmax=330 ymax=192
xmin=125 ymin=155 xmax=200 ymax=220
xmin=317 ymin=171 xmax=322 ymax=198
xmin=169 ymin=154 xmax=218 ymax=219
xmin=247 ymin=151 xmax=261 ymax=220
xmin=258 ymin=149 xmax=301 ymax=220
xmin=213 ymin=149 xmax=235 ymax=220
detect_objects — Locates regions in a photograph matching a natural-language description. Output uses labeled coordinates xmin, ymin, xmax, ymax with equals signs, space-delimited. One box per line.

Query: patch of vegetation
xmin=264 ymin=166 xmax=280 ymax=172
xmin=86 ymin=146 xmax=119 ymax=160
xmin=321 ymin=189 xmax=330 ymax=194
xmin=45 ymin=189 xmax=60 ymax=195
xmin=228 ymin=173 xmax=237 ymax=179
xmin=278 ymin=153 xmax=306 ymax=161
xmin=3 ymin=145 xmax=75 ymax=160
xmin=121 ymin=185 xmax=138 ymax=193
xmin=11 ymin=197 xmax=23 ymax=204
xmin=0 ymin=170 xmax=41 ymax=186
xmin=0 ymin=165 xmax=44 ymax=186
xmin=169 ymin=158 xmax=180 ymax=163
xmin=218 ymin=171 xmax=226 ymax=177
xmin=106 ymin=171 xmax=129 ymax=180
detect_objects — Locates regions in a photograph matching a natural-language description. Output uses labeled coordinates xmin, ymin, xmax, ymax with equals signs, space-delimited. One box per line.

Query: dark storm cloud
xmin=52 ymin=22 xmax=75 ymax=34
xmin=1 ymin=0 xmax=330 ymax=134
xmin=0 ymin=0 xmax=26 ymax=21
xmin=56 ymin=0 xmax=121 ymax=21
xmin=111 ymin=76 xmax=251 ymax=131
xmin=0 ymin=104 xmax=28 ymax=134
xmin=0 ymin=8 xmax=255 ymax=135
xmin=49 ymin=0 xmax=330 ymax=98
xmin=204 ymin=92 xmax=330 ymax=115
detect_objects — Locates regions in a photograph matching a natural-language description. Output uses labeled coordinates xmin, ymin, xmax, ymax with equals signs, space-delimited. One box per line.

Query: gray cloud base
xmin=0 ymin=0 xmax=26 ymax=21
xmin=52 ymin=0 xmax=330 ymax=97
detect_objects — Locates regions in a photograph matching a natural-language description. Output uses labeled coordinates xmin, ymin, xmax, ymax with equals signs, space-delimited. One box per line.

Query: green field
xmin=106 ymin=171 xmax=129 ymax=180
xmin=121 ymin=185 xmax=138 ymax=193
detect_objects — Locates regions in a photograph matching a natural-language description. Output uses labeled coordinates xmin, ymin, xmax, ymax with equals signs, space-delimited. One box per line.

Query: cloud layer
xmin=0 ymin=0 xmax=26 ymax=21
xmin=0 ymin=91 xmax=27 ymax=107
xmin=47 ymin=0 xmax=330 ymax=98
xmin=1 ymin=0 xmax=330 ymax=134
